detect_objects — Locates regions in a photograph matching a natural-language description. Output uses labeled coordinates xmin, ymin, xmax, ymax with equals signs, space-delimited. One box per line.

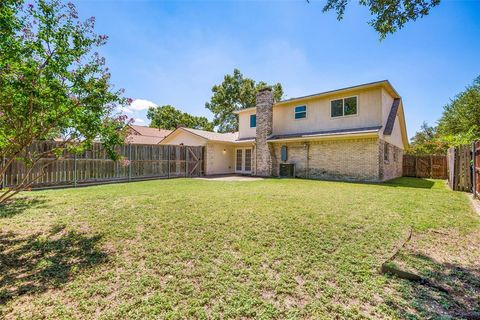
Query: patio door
xmin=235 ymin=148 xmax=252 ymax=174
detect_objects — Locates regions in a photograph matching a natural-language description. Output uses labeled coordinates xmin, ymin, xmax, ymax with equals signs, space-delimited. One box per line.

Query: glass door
xmin=235 ymin=148 xmax=252 ymax=174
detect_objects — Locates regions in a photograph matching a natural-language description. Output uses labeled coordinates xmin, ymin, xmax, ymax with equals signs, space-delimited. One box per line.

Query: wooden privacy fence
xmin=402 ymin=155 xmax=448 ymax=179
xmin=2 ymin=141 xmax=204 ymax=189
xmin=447 ymin=145 xmax=472 ymax=192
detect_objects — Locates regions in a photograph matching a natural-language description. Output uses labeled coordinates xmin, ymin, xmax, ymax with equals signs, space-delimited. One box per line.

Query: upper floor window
xmin=294 ymin=105 xmax=307 ymax=119
xmin=331 ymin=96 xmax=358 ymax=117
xmin=250 ymin=114 xmax=256 ymax=128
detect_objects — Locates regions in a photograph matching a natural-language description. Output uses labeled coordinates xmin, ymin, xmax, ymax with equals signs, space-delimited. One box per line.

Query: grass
xmin=0 ymin=177 xmax=479 ymax=319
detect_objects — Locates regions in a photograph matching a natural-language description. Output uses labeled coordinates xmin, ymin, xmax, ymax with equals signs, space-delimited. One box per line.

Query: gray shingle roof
xmin=267 ymin=126 xmax=382 ymax=141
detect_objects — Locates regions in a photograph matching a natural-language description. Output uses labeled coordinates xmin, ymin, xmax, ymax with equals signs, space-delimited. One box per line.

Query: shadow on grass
xmin=384 ymin=177 xmax=437 ymax=189
xmin=0 ymin=225 xmax=107 ymax=304
xmin=0 ymin=196 xmax=48 ymax=218
xmin=387 ymin=253 xmax=480 ymax=319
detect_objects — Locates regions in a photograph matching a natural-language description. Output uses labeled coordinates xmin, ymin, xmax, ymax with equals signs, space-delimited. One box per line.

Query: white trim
xmin=235 ymin=147 xmax=253 ymax=174
xmin=266 ymin=131 xmax=379 ymax=143
xmin=294 ymin=104 xmax=308 ymax=121
xmin=329 ymin=95 xmax=359 ymax=119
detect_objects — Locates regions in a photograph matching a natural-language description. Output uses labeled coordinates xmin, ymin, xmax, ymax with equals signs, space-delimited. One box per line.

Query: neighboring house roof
xmin=126 ymin=125 xmax=172 ymax=144
xmin=267 ymin=126 xmax=383 ymax=142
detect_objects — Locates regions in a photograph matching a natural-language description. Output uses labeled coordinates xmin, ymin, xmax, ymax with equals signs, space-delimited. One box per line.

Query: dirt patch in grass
xmin=384 ymin=229 xmax=480 ymax=319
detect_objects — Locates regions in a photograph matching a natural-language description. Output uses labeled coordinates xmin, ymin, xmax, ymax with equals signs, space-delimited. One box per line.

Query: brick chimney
xmin=255 ymin=87 xmax=274 ymax=176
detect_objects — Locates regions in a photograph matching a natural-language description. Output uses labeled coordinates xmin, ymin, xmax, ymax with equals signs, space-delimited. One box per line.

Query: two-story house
xmin=160 ymin=80 xmax=408 ymax=182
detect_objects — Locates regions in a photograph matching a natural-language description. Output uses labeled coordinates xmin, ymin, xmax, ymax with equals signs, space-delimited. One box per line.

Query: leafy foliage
xmin=147 ymin=105 xmax=213 ymax=131
xmin=406 ymin=122 xmax=448 ymax=155
xmin=437 ymin=75 xmax=480 ymax=146
xmin=321 ymin=0 xmax=440 ymax=39
xmin=205 ymin=69 xmax=283 ymax=133
xmin=0 ymin=0 xmax=130 ymax=202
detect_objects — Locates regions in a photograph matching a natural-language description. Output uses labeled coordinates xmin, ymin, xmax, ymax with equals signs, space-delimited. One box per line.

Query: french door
xmin=235 ymin=148 xmax=252 ymax=174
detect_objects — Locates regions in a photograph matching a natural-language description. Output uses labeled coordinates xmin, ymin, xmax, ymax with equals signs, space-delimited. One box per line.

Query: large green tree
xmin=205 ymin=69 xmax=283 ymax=133
xmin=437 ymin=75 xmax=480 ymax=146
xmin=407 ymin=122 xmax=448 ymax=155
xmin=0 ymin=0 xmax=130 ymax=203
xmin=147 ymin=105 xmax=213 ymax=131
xmin=320 ymin=0 xmax=440 ymax=39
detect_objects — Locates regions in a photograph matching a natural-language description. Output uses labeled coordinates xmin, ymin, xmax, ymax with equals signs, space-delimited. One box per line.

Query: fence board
xmin=447 ymin=145 xmax=473 ymax=192
xmin=2 ymin=142 xmax=204 ymax=189
xmin=475 ymin=141 xmax=480 ymax=198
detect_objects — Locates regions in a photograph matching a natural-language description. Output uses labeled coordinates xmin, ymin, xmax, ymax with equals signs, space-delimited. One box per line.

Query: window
xmin=393 ymin=148 xmax=398 ymax=162
xmin=331 ymin=96 xmax=358 ymax=117
xmin=281 ymin=145 xmax=288 ymax=162
xmin=294 ymin=105 xmax=307 ymax=119
xmin=250 ymin=114 xmax=256 ymax=128
xmin=384 ymin=143 xmax=390 ymax=162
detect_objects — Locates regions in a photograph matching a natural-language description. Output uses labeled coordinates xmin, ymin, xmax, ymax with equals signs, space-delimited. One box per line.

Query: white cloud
xmin=134 ymin=118 xmax=145 ymax=123
xmin=117 ymin=106 xmax=134 ymax=114
xmin=130 ymin=99 xmax=156 ymax=111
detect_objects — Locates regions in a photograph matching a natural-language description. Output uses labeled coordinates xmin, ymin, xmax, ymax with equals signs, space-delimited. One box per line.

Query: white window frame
xmin=330 ymin=96 xmax=359 ymax=118
xmin=294 ymin=105 xmax=307 ymax=120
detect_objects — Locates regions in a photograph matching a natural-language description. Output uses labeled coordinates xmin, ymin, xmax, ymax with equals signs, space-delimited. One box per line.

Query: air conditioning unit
xmin=279 ymin=163 xmax=295 ymax=178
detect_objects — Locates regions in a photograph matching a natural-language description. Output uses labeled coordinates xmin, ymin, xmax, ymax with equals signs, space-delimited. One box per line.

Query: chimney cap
xmin=258 ymin=87 xmax=272 ymax=93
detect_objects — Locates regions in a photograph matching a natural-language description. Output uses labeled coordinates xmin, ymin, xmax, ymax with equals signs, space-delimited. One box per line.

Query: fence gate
xmin=402 ymin=155 xmax=447 ymax=179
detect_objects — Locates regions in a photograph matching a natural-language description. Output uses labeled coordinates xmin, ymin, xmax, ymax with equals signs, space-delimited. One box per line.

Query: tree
xmin=0 ymin=0 xmax=130 ymax=203
xmin=205 ymin=69 xmax=283 ymax=133
xmin=407 ymin=122 xmax=448 ymax=155
xmin=320 ymin=0 xmax=440 ymax=39
xmin=147 ymin=105 xmax=213 ymax=131
xmin=437 ymin=75 xmax=480 ymax=146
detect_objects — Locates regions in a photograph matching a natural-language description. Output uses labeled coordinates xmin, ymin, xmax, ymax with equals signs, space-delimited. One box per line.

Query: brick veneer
xmin=378 ymin=139 xmax=403 ymax=181
xmin=271 ymin=138 xmax=382 ymax=181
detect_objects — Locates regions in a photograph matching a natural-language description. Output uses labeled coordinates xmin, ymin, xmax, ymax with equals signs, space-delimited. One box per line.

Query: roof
xmin=126 ymin=125 xmax=172 ymax=145
xmin=383 ymin=98 xmax=401 ymax=135
xmin=129 ymin=125 xmax=172 ymax=138
xmin=235 ymin=80 xmax=400 ymax=114
xmin=267 ymin=126 xmax=383 ymax=142
xmin=180 ymin=128 xmax=239 ymax=142
xmin=160 ymin=127 xmax=244 ymax=144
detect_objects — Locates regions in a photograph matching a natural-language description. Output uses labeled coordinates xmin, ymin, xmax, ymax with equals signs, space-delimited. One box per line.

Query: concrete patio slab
xmin=194 ymin=175 xmax=264 ymax=182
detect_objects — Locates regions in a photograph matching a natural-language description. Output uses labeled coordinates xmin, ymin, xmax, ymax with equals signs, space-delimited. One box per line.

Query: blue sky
xmin=73 ymin=0 xmax=480 ymax=138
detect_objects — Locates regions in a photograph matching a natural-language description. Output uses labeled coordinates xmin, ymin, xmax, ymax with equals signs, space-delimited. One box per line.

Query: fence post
xmin=128 ymin=144 xmax=132 ymax=182
xmin=73 ymin=153 xmax=77 ymax=188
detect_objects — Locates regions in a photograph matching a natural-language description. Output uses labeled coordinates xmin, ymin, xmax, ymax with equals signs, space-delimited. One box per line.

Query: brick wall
xmin=271 ymin=138 xmax=381 ymax=182
xmin=379 ymin=139 xmax=403 ymax=181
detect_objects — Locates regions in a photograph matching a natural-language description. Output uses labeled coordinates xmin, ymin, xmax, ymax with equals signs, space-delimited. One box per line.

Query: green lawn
xmin=0 ymin=178 xmax=479 ymax=319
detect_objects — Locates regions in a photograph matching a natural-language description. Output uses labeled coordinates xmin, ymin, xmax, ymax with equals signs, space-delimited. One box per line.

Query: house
xmin=160 ymin=80 xmax=408 ymax=182
xmin=126 ymin=125 xmax=172 ymax=144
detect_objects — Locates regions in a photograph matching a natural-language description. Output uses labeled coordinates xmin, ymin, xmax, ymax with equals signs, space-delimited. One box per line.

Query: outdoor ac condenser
xmin=279 ymin=163 xmax=295 ymax=178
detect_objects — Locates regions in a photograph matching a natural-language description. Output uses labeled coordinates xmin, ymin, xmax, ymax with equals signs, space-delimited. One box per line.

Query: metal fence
xmin=2 ymin=141 xmax=204 ymax=189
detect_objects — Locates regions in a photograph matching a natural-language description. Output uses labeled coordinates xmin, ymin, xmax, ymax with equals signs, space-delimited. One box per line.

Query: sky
xmin=72 ymin=0 xmax=480 ymax=138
